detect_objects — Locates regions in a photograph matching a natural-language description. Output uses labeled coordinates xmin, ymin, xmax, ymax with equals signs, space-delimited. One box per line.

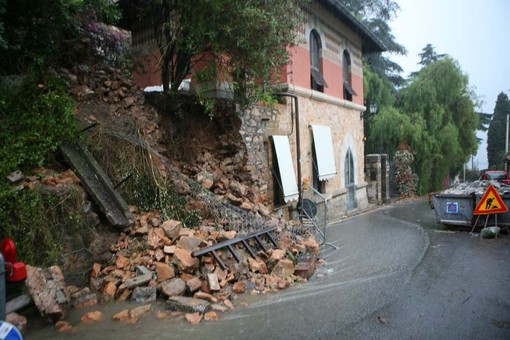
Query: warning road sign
xmin=473 ymin=184 xmax=508 ymax=215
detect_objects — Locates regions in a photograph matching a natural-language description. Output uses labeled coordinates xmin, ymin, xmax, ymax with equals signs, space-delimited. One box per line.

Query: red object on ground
xmin=0 ymin=237 xmax=27 ymax=282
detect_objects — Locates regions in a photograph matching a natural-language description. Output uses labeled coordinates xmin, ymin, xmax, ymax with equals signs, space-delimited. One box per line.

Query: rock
xmin=302 ymin=238 xmax=319 ymax=255
xmin=117 ymin=289 xmax=131 ymax=301
xmin=25 ymin=265 xmax=70 ymax=323
xmin=196 ymin=171 xmax=214 ymax=189
xmin=135 ymin=265 xmax=152 ymax=276
xmin=6 ymin=170 xmax=23 ymax=183
xmin=130 ymin=304 xmax=151 ymax=319
xmin=153 ymin=261 xmax=175 ymax=282
xmin=163 ymin=245 xmax=176 ymax=254
xmin=81 ymin=311 xmax=103 ymax=323
xmin=256 ymin=203 xmax=271 ymax=217
xmin=277 ymin=279 xmax=290 ymax=289
xmin=173 ymin=248 xmax=199 ymax=273
xmin=185 ymin=312 xmax=202 ymax=325
xmin=6 ymin=312 xmax=27 ymax=334
xmin=55 ymin=320 xmax=73 ymax=332
xmin=131 ymin=286 xmax=157 ymax=303
xmin=159 ymin=278 xmax=186 ymax=297
xmin=232 ymin=281 xmax=246 ymax=294
xmin=294 ymin=255 xmax=317 ymax=279
xmin=73 ymin=293 xmax=98 ymax=308
xmin=223 ymin=299 xmax=235 ymax=310
xmin=248 ymin=257 xmax=268 ymax=274
xmin=207 ymin=273 xmax=221 ymax=292
xmin=204 ymin=311 xmax=219 ymax=321
xmin=161 ymin=220 xmax=182 ymax=240
xmin=123 ymin=96 xmax=135 ymax=107
xmin=230 ymin=180 xmax=248 ymax=196
xmin=115 ymin=254 xmax=130 ymax=269
xmin=90 ymin=277 xmax=104 ymax=292
xmin=271 ymin=259 xmax=295 ymax=279
xmin=269 ymin=249 xmax=286 ymax=262
xmin=193 ymin=291 xmax=218 ymax=303
xmin=72 ymin=84 xmax=95 ymax=100
xmin=217 ymin=230 xmax=236 ymax=241
xmin=154 ymin=249 xmax=165 ymax=262
xmin=165 ymin=296 xmax=211 ymax=314
xmin=240 ymin=201 xmax=254 ymax=211
xmin=225 ymin=193 xmax=243 ymax=206
xmin=176 ymin=236 xmax=206 ymax=252
xmin=112 ymin=309 xmax=133 ymax=323
xmin=124 ymin=273 xmax=152 ymax=289
xmin=102 ymin=281 xmax=117 ymax=303
xmin=70 ymin=287 xmax=90 ymax=300
xmin=185 ymin=277 xmax=202 ymax=294
xmin=147 ymin=228 xmax=163 ymax=249
xmin=210 ymin=303 xmax=229 ymax=313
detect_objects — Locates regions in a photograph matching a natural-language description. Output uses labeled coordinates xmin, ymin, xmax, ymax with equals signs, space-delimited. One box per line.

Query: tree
xmin=487 ymin=92 xmax=510 ymax=168
xmin=132 ymin=0 xmax=306 ymax=104
xmin=0 ymin=0 xmax=122 ymax=76
xmin=342 ymin=0 xmax=407 ymax=87
xmin=417 ymin=44 xmax=447 ymax=66
xmin=397 ymin=57 xmax=479 ymax=193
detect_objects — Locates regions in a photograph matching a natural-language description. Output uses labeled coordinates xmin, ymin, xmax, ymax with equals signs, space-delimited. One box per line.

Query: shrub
xmin=0 ymin=73 xmax=80 ymax=179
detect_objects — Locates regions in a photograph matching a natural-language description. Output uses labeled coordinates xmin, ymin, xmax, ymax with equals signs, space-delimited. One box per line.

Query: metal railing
xmin=300 ymin=187 xmax=338 ymax=250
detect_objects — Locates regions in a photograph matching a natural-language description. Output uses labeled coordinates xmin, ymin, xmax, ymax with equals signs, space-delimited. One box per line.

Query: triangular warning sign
xmin=474 ymin=184 xmax=508 ymax=215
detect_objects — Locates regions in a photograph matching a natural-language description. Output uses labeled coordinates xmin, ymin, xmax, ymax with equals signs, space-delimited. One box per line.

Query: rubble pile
xmin=4 ymin=59 xmax=324 ymax=332
xmin=78 ymin=209 xmax=319 ymax=320
xmin=26 ymin=210 xmax=319 ymax=330
xmin=64 ymin=63 xmax=271 ymax=218
xmin=439 ymin=180 xmax=510 ymax=196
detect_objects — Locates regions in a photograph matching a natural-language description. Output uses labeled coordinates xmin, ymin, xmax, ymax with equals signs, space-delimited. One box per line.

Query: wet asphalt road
xmin=27 ymin=196 xmax=510 ymax=339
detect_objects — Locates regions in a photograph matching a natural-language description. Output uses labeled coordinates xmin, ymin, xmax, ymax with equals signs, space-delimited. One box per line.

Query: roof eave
xmin=318 ymin=0 xmax=387 ymax=54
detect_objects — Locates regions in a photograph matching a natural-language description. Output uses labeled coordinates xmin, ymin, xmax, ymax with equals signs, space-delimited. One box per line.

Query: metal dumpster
xmin=432 ymin=193 xmax=476 ymax=227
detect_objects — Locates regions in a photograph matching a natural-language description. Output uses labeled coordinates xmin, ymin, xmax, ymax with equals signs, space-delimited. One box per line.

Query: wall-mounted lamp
xmin=370 ymin=103 xmax=378 ymax=115
xmin=362 ymin=103 xmax=378 ymax=120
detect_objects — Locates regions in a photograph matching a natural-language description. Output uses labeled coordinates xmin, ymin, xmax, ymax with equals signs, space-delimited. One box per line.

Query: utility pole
xmin=506 ymin=113 xmax=509 ymax=172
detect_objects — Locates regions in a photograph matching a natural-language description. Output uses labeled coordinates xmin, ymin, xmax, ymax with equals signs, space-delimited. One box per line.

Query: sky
xmin=388 ymin=0 xmax=510 ymax=170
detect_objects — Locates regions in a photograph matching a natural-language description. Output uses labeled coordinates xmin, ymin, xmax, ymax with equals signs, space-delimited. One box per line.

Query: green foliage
xmin=86 ymin=130 xmax=202 ymax=229
xmin=0 ymin=74 xmax=80 ymax=178
xmin=84 ymin=0 xmax=121 ymax=24
xmin=487 ymin=92 xmax=510 ymax=168
xmin=396 ymin=57 xmax=479 ymax=193
xmin=0 ymin=0 xmax=83 ymax=74
xmin=343 ymin=0 xmax=407 ymax=87
xmin=140 ymin=0 xmax=307 ymax=108
xmin=129 ymin=172 xmax=201 ymax=228
xmin=417 ymin=44 xmax=447 ymax=66
xmin=366 ymin=106 xmax=409 ymax=157
xmin=0 ymin=184 xmax=90 ymax=267
xmin=0 ymin=0 xmax=125 ymax=75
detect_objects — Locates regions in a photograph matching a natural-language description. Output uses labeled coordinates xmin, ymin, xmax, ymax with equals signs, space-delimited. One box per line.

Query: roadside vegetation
xmin=348 ymin=1 xmax=484 ymax=195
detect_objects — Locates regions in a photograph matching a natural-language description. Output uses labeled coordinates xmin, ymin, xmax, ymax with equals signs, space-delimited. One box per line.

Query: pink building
xmin=120 ymin=0 xmax=385 ymax=221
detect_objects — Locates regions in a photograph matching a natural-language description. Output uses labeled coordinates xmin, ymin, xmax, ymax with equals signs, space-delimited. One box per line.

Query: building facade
xmin=120 ymin=0 xmax=385 ymax=222
xmin=260 ymin=1 xmax=385 ymax=221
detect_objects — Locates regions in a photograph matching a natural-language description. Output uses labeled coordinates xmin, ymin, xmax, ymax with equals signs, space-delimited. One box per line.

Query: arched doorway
xmin=345 ymin=148 xmax=357 ymax=210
